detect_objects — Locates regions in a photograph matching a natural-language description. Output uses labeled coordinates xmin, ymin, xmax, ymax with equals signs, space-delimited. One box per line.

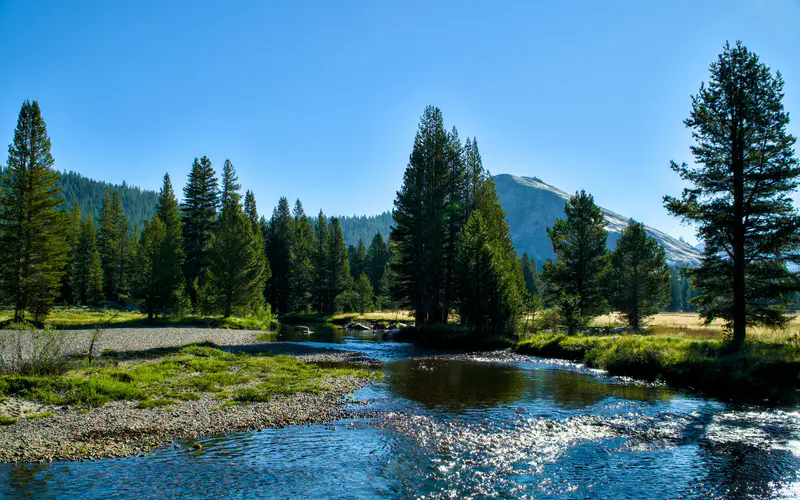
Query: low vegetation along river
xmin=1 ymin=326 xmax=799 ymax=498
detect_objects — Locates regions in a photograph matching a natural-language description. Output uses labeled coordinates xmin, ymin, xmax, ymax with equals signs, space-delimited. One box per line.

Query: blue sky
xmin=1 ymin=0 xmax=798 ymax=244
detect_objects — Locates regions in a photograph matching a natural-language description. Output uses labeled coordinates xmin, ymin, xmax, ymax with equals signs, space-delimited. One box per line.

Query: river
xmin=1 ymin=326 xmax=798 ymax=499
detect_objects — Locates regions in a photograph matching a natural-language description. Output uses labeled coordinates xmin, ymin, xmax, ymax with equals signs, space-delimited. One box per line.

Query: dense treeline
xmin=337 ymin=212 xmax=393 ymax=248
xmin=3 ymin=40 xmax=797 ymax=350
xmin=57 ymin=171 xmax=157 ymax=232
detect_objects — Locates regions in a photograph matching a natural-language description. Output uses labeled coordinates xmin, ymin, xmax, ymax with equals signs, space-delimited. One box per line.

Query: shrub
xmin=0 ymin=325 xmax=70 ymax=376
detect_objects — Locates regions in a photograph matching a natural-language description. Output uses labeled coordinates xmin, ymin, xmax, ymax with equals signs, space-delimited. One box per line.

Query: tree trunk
xmin=731 ymin=119 xmax=747 ymax=349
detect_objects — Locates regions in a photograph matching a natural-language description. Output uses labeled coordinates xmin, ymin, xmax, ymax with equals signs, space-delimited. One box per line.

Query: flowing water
xmin=1 ymin=326 xmax=798 ymax=499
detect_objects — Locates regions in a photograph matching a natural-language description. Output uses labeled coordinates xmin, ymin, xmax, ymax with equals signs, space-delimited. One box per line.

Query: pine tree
xmin=244 ymin=190 xmax=259 ymax=230
xmin=611 ymin=220 xmax=671 ymax=330
xmin=265 ymin=197 xmax=294 ymax=314
xmin=454 ymin=178 xmax=526 ymax=337
xmin=181 ymin=156 xmax=219 ymax=305
xmin=99 ymin=189 xmax=129 ymax=302
xmin=134 ymin=217 xmax=167 ymax=319
xmin=0 ymin=100 xmax=69 ymax=321
xmin=311 ymin=211 xmax=330 ymax=313
xmin=328 ymin=217 xmax=352 ymax=314
xmin=72 ymin=214 xmax=104 ymax=305
xmin=390 ymin=106 xmax=453 ymax=326
xmin=61 ymin=201 xmax=82 ymax=304
xmin=366 ymin=233 xmax=389 ymax=292
xmin=664 ymin=42 xmax=800 ymax=348
xmin=521 ymin=254 xmax=540 ymax=300
xmin=443 ymin=126 xmax=469 ymax=320
xmin=155 ymin=173 xmax=185 ymax=313
xmin=542 ymin=191 xmax=612 ymax=333
xmin=289 ymin=199 xmax=314 ymax=312
xmin=220 ymin=159 xmax=241 ymax=208
xmin=355 ymin=272 xmax=373 ymax=314
xmin=349 ymin=239 xmax=368 ymax=279
xmin=208 ymin=201 xmax=268 ymax=317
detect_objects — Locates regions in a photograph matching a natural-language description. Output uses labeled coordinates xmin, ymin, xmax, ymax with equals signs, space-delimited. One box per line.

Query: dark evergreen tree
xmin=664 ymin=42 xmax=800 ymax=347
xmin=244 ymin=190 xmax=259 ymax=229
xmin=289 ymin=199 xmax=314 ymax=312
xmin=134 ymin=217 xmax=167 ymax=319
xmin=611 ymin=220 xmax=671 ymax=329
xmin=349 ymin=239 xmax=368 ymax=279
xmin=208 ymin=200 xmax=268 ymax=317
xmin=366 ymin=233 xmax=389 ymax=292
xmin=521 ymin=253 xmax=540 ymax=300
xmin=542 ymin=191 xmax=612 ymax=333
xmin=454 ymin=178 xmax=526 ymax=337
xmin=156 ymin=173 xmax=186 ymax=313
xmin=265 ymin=197 xmax=294 ymax=314
xmin=354 ymin=272 xmax=373 ymax=314
xmin=0 ymin=100 xmax=68 ymax=321
xmin=72 ymin=214 xmax=104 ymax=306
xmin=390 ymin=106 xmax=453 ymax=326
xmin=181 ymin=156 xmax=219 ymax=305
xmin=61 ymin=201 xmax=82 ymax=303
xmin=220 ymin=159 xmax=241 ymax=208
xmin=310 ymin=211 xmax=330 ymax=313
xmin=328 ymin=217 xmax=352 ymax=314
xmin=99 ymin=189 xmax=130 ymax=302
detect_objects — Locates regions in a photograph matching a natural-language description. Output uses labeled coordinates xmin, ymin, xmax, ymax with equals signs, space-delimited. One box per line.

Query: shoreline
xmin=514 ymin=332 xmax=800 ymax=404
xmin=0 ymin=330 xmax=379 ymax=463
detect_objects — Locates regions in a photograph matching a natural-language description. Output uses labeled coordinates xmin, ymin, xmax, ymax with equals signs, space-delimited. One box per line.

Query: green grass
xmin=0 ymin=343 xmax=381 ymax=408
xmin=0 ymin=416 xmax=17 ymax=425
xmin=0 ymin=306 xmax=275 ymax=331
xmin=515 ymin=333 xmax=800 ymax=403
xmin=25 ymin=411 xmax=54 ymax=419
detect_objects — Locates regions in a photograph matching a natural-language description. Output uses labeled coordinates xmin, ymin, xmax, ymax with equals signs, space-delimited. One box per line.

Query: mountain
xmin=493 ymin=174 xmax=702 ymax=267
xmin=57 ymin=171 xmax=158 ymax=232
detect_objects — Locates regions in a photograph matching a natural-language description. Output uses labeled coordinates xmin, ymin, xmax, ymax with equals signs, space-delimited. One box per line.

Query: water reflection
xmin=387 ymin=355 xmax=673 ymax=411
xmin=277 ymin=323 xmax=385 ymax=344
xmin=387 ymin=358 xmax=527 ymax=411
xmin=0 ymin=342 xmax=798 ymax=499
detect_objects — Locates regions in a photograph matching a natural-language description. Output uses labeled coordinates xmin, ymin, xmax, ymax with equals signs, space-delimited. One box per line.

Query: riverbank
xmin=0 ymin=306 xmax=275 ymax=331
xmin=0 ymin=330 xmax=380 ymax=463
xmin=514 ymin=333 xmax=800 ymax=404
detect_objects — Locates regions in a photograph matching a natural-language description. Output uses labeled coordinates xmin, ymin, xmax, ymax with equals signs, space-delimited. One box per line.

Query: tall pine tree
xmin=0 ymin=100 xmax=68 ymax=321
xmin=311 ymin=211 xmax=330 ymax=313
xmin=390 ymin=106 xmax=453 ymax=326
xmin=209 ymin=191 xmax=268 ymax=317
xmin=289 ymin=199 xmax=314 ymax=312
xmin=664 ymin=42 xmax=800 ymax=347
xmin=156 ymin=173 xmax=185 ymax=313
xmin=542 ymin=191 xmax=612 ymax=333
xmin=611 ymin=220 xmax=671 ymax=330
xmin=454 ymin=178 xmax=526 ymax=337
xmin=265 ymin=197 xmax=294 ymax=314
xmin=220 ymin=159 xmax=241 ymax=208
xmin=134 ymin=217 xmax=167 ymax=319
xmin=99 ymin=189 xmax=130 ymax=302
xmin=181 ymin=156 xmax=219 ymax=305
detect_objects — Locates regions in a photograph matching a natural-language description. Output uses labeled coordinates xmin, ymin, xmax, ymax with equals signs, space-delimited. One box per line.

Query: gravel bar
xmin=0 ymin=328 xmax=377 ymax=463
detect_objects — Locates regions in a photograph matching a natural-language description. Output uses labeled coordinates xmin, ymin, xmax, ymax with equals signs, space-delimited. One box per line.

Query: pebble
xmin=0 ymin=328 xmax=376 ymax=463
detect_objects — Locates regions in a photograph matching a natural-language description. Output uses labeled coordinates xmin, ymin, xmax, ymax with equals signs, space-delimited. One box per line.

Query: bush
xmin=0 ymin=325 xmax=70 ymax=376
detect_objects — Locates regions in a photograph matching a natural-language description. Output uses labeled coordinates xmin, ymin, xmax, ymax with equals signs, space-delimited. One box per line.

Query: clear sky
xmin=1 ymin=1 xmax=798 ymax=244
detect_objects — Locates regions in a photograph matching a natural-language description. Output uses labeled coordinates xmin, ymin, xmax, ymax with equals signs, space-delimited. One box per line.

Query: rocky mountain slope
xmin=494 ymin=174 xmax=701 ymax=267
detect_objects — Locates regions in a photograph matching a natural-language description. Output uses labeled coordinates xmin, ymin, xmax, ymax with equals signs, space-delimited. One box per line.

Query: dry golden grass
xmin=589 ymin=312 xmax=800 ymax=343
xmin=333 ymin=310 xmax=415 ymax=322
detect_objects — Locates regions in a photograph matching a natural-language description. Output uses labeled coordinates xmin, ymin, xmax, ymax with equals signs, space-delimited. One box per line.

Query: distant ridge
xmin=57 ymin=171 xmax=158 ymax=232
xmin=493 ymin=174 xmax=702 ymax=267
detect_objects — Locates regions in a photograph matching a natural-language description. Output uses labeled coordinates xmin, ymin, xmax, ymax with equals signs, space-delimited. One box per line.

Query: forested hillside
xmin=336 ymin=211 xmax=393 ymax=247
xmin=57 ymin=171 xmax=157 ymax=232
